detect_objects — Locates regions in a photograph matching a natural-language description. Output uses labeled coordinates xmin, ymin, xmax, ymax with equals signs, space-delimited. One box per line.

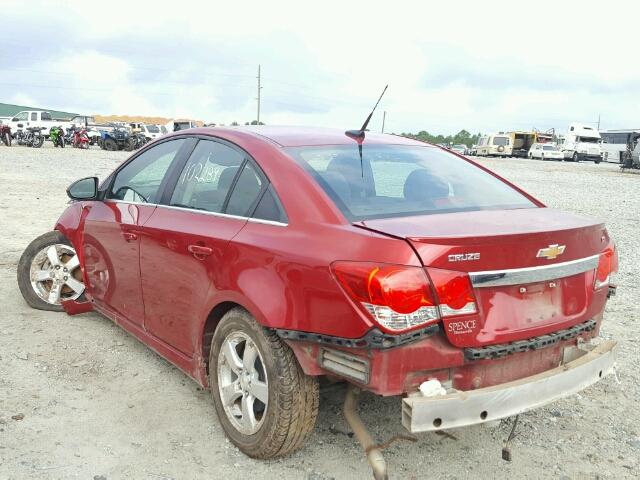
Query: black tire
xmin=17 ymin=231 xmax=84 ymax=312
xmin=33 ymin=135 xmax=44 ymax=148
xmin=209 ymin=308 xmax=319 ymax=459
xmin=3 ymin=132 xmax=11 ymax=146
xmin=572 ymin=152 xmax=579 ymax=162
xmin=594 ymin=158 xmax=601 ymax=164
xmin=104 ymin=138 xmax=118 ymax=151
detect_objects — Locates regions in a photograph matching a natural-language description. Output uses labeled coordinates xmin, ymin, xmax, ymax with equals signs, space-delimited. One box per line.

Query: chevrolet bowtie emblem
xmin=537 ymin=244 xmax=566 ymax=260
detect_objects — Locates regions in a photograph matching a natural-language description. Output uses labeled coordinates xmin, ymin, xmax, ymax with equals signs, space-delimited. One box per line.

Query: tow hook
xmin=343 ymin=384 xmax=417 ymax=480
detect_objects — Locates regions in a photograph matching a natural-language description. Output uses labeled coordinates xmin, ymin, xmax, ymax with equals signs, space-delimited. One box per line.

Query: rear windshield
xmin=287 ymin=145 xmax=536 ymax=221
xmin=146 ymin=124 xmax=160 ymax=133
xmin=542 ymin=145 xmax=555 ymax=151
xmin=492 ymin=136 xmax=509 ymax=146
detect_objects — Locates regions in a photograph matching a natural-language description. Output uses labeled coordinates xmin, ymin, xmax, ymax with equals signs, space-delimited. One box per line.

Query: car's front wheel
xmin=17 ymin=231 xmax=85 ymax=311
xmin=209 ymin=308 xmax=319 ymax=459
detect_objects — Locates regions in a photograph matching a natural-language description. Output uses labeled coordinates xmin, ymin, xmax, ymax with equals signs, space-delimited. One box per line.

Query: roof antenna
xmin=346 ymin=85 xmax=388 ymax=140
xmin=345 ymin=85 xmax=388 ymax=177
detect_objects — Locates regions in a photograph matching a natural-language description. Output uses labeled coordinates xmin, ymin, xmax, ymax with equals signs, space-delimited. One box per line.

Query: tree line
xmin=399 ymin=129 xmax=482 ymax=147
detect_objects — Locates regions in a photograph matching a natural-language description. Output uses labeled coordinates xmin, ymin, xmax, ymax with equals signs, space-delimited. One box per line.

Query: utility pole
xmin=597 ymin=114 xmax=601 ymax=130
xmin=256 ymin=64 xmax=262 ymax=124
xmin=381 ymin=111 xmax=386 ymax=133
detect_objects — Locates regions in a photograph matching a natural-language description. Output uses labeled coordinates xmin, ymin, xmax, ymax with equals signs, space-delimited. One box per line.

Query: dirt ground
xmin=1 ymin=144 xmax=639 ymax=480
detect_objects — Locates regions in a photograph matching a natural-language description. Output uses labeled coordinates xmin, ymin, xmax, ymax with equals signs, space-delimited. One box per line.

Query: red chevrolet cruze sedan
xmin=18 ymin=127 xmax=617 ymax=472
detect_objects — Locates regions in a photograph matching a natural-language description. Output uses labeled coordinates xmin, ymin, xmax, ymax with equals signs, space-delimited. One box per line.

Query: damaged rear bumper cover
xmin=402 ymin=340 xmax=617 ymax=433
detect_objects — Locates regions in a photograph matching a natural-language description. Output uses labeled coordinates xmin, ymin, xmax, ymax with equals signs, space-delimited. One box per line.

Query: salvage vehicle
xmin=449 ymin=144 xmax=467 ymax=155
xmin=474 ymin=133 xmax=512 ymax=157
xmin=507 ymin=131 xmax=536 ymax=158
xmin=561 ymin=123 xmax=603 ymax=163
xmin=99 ymin=125 xmax=132 ymax=151
xmin=17 ymin=124 xmax=618 ymax=479
xmin=528 ymin=142 xmax=564 ymax=161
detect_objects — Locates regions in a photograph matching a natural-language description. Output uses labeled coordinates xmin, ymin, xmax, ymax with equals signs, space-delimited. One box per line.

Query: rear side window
xmin=225 ymin=162 xmax=264 ymax=216
xmin=41 ymin=112 xmax=52 ymax=121
xmin=253 ymin=185 xmax=287 ymax=223
xmin=31 ymin=112 xmax=37 ymax=121
xmin=170 ymin=140 xmax=244 ymax=213
xmin=287 ymin=145 xmax=536 ymax=221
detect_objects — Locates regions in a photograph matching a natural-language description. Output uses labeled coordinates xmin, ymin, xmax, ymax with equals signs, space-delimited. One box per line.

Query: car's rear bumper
xmin=401 ymin=339 xmax=616 ymax=433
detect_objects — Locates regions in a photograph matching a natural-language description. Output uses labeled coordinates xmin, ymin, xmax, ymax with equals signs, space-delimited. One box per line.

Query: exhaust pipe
xmin=343 ymin=384 xmax=388 ymax=480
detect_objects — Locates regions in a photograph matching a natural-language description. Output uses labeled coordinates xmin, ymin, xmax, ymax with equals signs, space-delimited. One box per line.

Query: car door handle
xmin=188 ymin=244 xmax=213 ymax=259
xmin=122 ymin=232 xmax=138 ymax=241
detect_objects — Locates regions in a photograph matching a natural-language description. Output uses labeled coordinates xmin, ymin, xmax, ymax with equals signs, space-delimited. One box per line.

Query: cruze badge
xmin=448 ymin=253 xmax=480 ymax=262
xmin=537 ymin=244 xmax=566 ymax=260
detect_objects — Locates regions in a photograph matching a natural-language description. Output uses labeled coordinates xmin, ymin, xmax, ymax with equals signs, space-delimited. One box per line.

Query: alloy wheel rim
xmin=217 ymin=331 xmax=269 ymax=435
xmin=30 ymin=244 xmax=85 ymax=305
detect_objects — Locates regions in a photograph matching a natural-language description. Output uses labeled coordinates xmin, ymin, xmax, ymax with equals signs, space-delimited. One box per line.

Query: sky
xmin=1 ymin=0 xmax=639 ymax=135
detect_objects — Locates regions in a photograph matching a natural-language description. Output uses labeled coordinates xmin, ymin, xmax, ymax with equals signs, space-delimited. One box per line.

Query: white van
xmin=475 ymin=133 xmax=512 ymax=157
xmin=561 ymin=123 xmax=602 ymax=163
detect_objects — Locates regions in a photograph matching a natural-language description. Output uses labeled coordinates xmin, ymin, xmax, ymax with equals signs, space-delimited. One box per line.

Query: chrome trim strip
xmin=156 ymin=203 xmax=288 ymax=226
xmin=104 ymin=200 xmax=288 ymax=226
xmin=247 ymin=217 xmax=288 ymax=227
xmin=469 ymin=255 xmax=599 ymax=287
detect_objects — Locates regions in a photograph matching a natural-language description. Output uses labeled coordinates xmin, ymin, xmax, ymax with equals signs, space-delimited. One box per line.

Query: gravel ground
xmin=0 ymin=144 xmax=638 ymax=480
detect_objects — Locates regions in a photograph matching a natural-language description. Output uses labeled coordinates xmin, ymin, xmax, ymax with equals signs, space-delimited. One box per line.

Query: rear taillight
xmin=331 ymin=262 xmax=478 ymax=333
xmin=426 ymin=268 xmax=478 ymax=316
xmin=595 ymin=246 xmax=618 ymax=290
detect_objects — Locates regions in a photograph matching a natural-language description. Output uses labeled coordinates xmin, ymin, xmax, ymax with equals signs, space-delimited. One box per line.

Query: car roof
xmin=180 ymin=125 xmax=432 ymax=148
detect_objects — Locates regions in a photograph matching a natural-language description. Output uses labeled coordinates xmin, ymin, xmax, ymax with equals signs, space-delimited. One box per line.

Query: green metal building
xmin=0 ymin=102 xmax=78 ymax=120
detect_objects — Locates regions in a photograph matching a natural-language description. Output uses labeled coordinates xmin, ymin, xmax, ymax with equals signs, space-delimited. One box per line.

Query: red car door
xmin=81 ymin=138 xmax=190 ymax=326
xmin=139 ymin=139 xmax=267 ymax=355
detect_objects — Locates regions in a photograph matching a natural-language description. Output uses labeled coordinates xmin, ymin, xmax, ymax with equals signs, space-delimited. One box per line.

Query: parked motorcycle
xmin=71 ymin=127 xmax=90 ymax=149
xmin=15 ymin=125 xmax=45 ymax=148
xmin=0 ymin=122 xmax=11 ymax=146
xmin=49 ymin=126 xmax=65 ymax=148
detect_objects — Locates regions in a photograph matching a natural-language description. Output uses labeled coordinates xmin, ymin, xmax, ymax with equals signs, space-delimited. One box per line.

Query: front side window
xmin=288 ymin=145 xmax=536 ymax=221
xmin=109 ymin=139 xmax=186 ymax=203
xmin=170 ymin=140 xmax=244 ymax=213
xmin=41 ymin=112 xmax=52 ymax=121
xmin=30 ymin=112 xmax=37 ymax=121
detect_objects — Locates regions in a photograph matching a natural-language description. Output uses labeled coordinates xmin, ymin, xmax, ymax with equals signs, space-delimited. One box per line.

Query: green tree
xmin=400 ymin=129 xmax=482 ymax=147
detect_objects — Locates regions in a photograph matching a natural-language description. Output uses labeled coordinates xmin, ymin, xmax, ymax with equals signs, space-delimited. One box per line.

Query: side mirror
xmin=67 ymin=177 xmax=98 ymax=200
xmin=17 ymin=123 xmax=23 ymax=128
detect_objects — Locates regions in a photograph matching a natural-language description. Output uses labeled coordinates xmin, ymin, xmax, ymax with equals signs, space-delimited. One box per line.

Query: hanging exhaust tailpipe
xmin=343 ymin=384 xmax=388 ymax=480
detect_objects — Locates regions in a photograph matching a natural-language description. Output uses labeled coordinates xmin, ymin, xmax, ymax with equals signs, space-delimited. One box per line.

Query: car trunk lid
xmin=356 ymin=208 xmax=610 ymax=348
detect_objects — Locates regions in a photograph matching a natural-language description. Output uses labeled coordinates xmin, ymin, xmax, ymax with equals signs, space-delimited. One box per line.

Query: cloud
xmin=1 ymin=0 xmax=639 ymax=133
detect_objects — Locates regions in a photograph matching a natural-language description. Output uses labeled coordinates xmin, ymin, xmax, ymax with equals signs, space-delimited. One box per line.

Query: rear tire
xmin=572 ymin=152 xmax=579 ymax=162
xmin=209 ymin=308 xmax=319 ymax=459
xmin=2 ymin=132 xmax=10 ymax=146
